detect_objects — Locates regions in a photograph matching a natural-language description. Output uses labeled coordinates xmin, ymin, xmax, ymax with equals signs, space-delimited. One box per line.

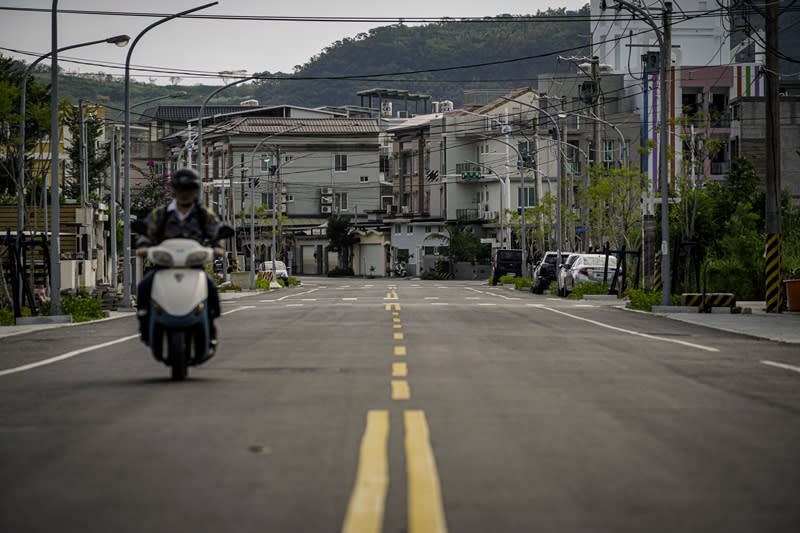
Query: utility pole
xmin=591 ymin=56 xmax=602 ymax=170
xmin=765 ymin=0 xmax=782 ymax=312
xmin=659 ymin=2 xmax=672 ymax=306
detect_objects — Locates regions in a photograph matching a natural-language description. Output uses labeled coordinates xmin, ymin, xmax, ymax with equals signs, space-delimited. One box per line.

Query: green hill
xmin=43 ymin=7 xmax=592 ymax=114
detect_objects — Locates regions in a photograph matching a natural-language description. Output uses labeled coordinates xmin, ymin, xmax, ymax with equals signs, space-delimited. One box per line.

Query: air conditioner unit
xmin=321 ymin=196 xmax=333 ymax=205
xmin=396 ymin=110 xmax=409 ymax=118
xmin=401 ymin=206 xmax=410 ymax=214
xmin=431 ymin=101 xmax=440 ymax=113
xmin=321 ymin=187 xmax=333 ymax=195
xmin=321 ymin=205 xmax=332 ymax=214
xmin=281 ymin=186 xmax=287 ymax=194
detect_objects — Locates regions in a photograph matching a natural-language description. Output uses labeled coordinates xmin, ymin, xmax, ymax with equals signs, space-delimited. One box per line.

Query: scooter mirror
xmin=217 ymin=225 xmax=235 ymax=239
xmin=131 ymin=220 xmax=148 ymax=235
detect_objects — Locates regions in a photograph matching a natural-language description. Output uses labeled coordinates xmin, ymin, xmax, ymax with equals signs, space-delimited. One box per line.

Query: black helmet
xmin=170 ymin=168 xmax=201 ymax=189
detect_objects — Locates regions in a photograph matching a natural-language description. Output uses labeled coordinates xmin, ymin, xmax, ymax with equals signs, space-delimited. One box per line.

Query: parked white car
xmin=564 ymin=254 xmax=618 ymax=293
xmin=557 ymin=253 xmax=583 ymax=296
xmin=258 ymin=260 xmax=289 ymax=281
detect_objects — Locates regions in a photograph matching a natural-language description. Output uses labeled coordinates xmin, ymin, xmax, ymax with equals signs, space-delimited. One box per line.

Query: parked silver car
xmin=564 ymin=254 xmax=618 ymax=293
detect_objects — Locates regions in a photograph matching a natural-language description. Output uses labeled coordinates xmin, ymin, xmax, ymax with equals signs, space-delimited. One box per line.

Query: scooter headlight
xmin=149 ymin=250 xmax=173 ymax=267
xmin=193 ymin=303 xmax=205 ymax=316
xmin=185 ymin=250 xmax=209 ymax=267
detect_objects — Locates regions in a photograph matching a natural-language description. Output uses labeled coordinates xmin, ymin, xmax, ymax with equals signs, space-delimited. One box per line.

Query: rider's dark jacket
xmin=135 ymin=200 xmax=221 ymax=249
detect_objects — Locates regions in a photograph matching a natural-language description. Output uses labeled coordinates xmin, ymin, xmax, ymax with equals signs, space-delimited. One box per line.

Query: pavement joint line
xmin=342 ymin=410 xmax=389 ymax=533
xmin=761 ymin=360 xmax=800 ymax=374
xmin=392 ymin=380 xmax=411 ymax=400
xmin=538 ymin=306 xmax=720 ymax=352
xmin=394 ymin=346 xmax=407 ymax=356
xmin=0 ymin=334 xmax=140 ymax=377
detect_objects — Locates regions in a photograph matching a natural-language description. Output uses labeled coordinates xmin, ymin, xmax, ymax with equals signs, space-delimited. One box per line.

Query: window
xmin=407 ymin=225 xmax=414 ymax=234
xmin=261 ymin=192 xmax=274 ymax=208
xmin=261 ymin=157 xmax=273 ymax=171
xmin=360 ymin=176 xmax=369 ymax=182
xmin=335 ymin=191 xmax=348 ymax=210
xmin=603 ymin=140 xmax=614 ymax=167
xmin=518 ymin=187 xmax=536 ymax=208
xmin=425 ymin=226 xmax=432 ymax=234
xmin=394 ymin=224 xmax=402 ymax=234
xmin=402 ymin=153 xmax=412 ymax=176
xmin=379 ymin=155 xmax=390 ymax=173
xmin=286 ymin=194 xmax=294 ymax=203
xmin=518 ymin=141 xmax=535 ymax=168
xmin=335 ymin=154 xmax=348 ymax=172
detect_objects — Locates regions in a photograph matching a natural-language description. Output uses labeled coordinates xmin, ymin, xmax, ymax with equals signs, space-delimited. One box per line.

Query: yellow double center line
xmin=342 ymin=410 xmax=448 ymax=533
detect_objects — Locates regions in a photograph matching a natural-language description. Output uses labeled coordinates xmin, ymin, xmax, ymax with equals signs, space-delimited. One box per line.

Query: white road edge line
xmin=0 ymin=334 xmax=140 ymax=377
xmin=537 ymin=306 xmax=720 ymax=353
xmin=761 ymin=360 xmax=800 ymax=374
xmin=222 ymin=305 xmax=256 ymax=316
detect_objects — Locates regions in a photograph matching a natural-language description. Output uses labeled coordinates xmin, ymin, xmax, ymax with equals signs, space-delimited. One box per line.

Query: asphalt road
xmin=1 ymin=278 xmax=799 ymax=532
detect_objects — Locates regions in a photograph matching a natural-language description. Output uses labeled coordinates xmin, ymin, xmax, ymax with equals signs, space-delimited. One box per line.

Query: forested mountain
xmin=48 ymin=7 xmax=591 ymax=112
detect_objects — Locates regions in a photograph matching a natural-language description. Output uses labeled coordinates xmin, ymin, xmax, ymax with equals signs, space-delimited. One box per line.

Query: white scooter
xmin=133 ymin=223 xmax=233 ymax=380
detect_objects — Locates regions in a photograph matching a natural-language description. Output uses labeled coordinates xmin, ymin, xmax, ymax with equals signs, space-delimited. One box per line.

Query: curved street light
xmin=247 ymin=126 xmax=303 ymax=289
xmin=196 ymin=74 xmax=258 ymax=205
xmin=122 ymin=1 xmax=217 ymax=309
xmin=17 ymin=34 xmax=129 ymax=234
xmin=16 ymin=30 xmax=128 ymax=315
xmin=497 ymin=96 xmax=564 ymax=291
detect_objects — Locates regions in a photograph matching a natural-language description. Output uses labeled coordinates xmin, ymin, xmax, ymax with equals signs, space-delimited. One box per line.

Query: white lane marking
xmin=431 ymin=303 xmax=449 ymax=306
xmin=424 ymin=297 xmax=440 ymax=300
xmin=465 ymin=287 xmax=518 ymax=300
xmin=573 ymin=304 xmax=596 ymax=308
xmin=301 ymin=299 xmax=318 ymax=302
xmin=527 ymin=304 xmax=545 ymax=307
xmin=465 ymin=297 xmax=480 ymax=300
xmin=342 ymin=298 xmax=358 ymax=301
xmin=478 ymin=303 xmax=497 ymax=306
xmin=286 ymin=304 xmax=304 ymax=307
xmin=762 ymin=360 xmax=800 ymax=374
xmin=547 ymin=298 xmax=560 ymax=301
xmin=278 ymin=288 xmax=319 ymax=301
xmin=0 ymin=334 xmax=140 ymax=377
xmin=222 ymin=305 xmax=256 ymax=316
xmin=259 ymin=300 xmax=274 ymax=303
xmin=537 ymin=306 xmax=720 ymax=353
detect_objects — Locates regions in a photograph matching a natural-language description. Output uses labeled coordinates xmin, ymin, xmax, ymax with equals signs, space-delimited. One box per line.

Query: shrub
xmin=625 ymin=289 xmax=661 ymax=312
xmin=568 ymin=281 xmax=610 ymax=300
xmin=255 ymin=279 xmax=271 ymax=290
xmin=286 ymin=276 xmax=300 ymax=286
xmin=60 ymin=292 xmax=105 ymax=322
xmin=218 ymin=284 xmax=242 ymax=292
xmin=513 ymin=277 xmax=532 ymax=290
xmin=0 ymin=308 xmax=14 ymax=326
xmin=499 ymin=274 xmax=517 ymax=284
xmin=547 ymin=281 xmax=559 ymax=294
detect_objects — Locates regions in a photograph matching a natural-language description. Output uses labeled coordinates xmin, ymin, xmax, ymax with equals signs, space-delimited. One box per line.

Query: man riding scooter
xmin=135 ymin=168 xmax=224 ymax=358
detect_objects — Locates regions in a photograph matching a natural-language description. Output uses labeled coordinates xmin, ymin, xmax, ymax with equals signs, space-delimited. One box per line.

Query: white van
xmin=258 ymin=260 xmax=289 ymax=281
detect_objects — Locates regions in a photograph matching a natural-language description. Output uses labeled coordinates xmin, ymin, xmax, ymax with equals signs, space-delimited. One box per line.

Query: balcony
xmin=456 ymin=209 xmax=480 ymax=221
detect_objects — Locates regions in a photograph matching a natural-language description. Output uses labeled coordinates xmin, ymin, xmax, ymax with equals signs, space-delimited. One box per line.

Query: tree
xmin=62 ymin=102 xmax=109 ymax=200
xmin=326 ymin=214 xmax=358 ymax=271
xmin=130 ymin=161 xmax=170 ymax=218
xmin=580 ymin=164 xmax=644 ymax=251
xmin=0 ymin=54 xmax=51 ymax=209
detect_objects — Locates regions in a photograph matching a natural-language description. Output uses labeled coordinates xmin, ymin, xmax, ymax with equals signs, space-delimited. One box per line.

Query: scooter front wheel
xmin=167 ymin=329 xmax=189 ymax=381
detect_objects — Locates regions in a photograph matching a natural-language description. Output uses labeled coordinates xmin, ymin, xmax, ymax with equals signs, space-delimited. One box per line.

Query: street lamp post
xmin=195 ymin=75 xmax=257 ymax=205
xmin=122 ymin=2 xmax=217 ymax=309
xmin=16 ymin=32 xmax=129 ymax=315
xmin=498 ymin=95 xmax=564 ymax=291
xmin=247 ymin=127 xmax=303 ymax=289
xmin=464 ymin=159 xmax=508 ymax=249
xmin=607 ymin=0 xmax=672 ymax=306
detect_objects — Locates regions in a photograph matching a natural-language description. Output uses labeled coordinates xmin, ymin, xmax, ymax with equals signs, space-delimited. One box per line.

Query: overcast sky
xmin=0 ymin=0 xmax=587 ymax=84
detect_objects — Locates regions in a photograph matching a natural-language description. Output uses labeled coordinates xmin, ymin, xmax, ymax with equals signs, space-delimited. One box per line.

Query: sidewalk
xmin=0 ymin=289 xmax=264 ymax=340
xmin=651 ymin=301 xmax=800 ymax=344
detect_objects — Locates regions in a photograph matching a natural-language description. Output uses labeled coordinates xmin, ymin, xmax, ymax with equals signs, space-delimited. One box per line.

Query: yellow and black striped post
xmin=653 ymin=253 xmax=662 ymax=293
xmin=765 ymin=233 xmax=782 ymax=313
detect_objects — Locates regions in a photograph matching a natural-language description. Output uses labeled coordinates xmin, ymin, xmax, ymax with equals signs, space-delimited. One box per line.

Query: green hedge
xmin=60 ymin=292 xmax=105 ymax=322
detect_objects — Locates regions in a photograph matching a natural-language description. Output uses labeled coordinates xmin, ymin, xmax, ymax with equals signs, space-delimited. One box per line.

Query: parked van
xmin=491 ymin=249 xmax=522 ymax=285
